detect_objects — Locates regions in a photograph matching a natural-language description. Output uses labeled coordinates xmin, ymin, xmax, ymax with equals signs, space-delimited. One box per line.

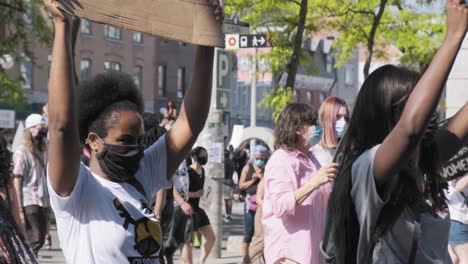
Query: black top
xmin=245 ymin=164 xmax=261 ymax=196
xmin=188 ymin=167 xmax=205 ymax=208
xmin=224 ymin=158 xmax=236 ymax=186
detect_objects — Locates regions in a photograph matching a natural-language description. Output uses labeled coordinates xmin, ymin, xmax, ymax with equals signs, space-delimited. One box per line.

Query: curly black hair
xmin=78 ymin=71 xmax=144 ymax=141
xmin=0 ymin=137 xmax=13 ymax=188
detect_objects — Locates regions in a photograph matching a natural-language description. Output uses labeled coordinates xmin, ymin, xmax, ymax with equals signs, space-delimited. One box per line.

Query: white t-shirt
xmin=446 ymin=174 xmax=468 ymax=225
xmin=13 ymin=145 xmax=49 ymax=207
xmin=311 ymin=144 xmax=336 ymax=167
xmin=47 ymin=136 xmax=171 ymax=264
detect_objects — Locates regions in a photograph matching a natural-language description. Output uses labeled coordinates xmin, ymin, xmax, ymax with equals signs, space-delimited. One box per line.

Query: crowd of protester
xmin=0 ymin=1 xmax=467 ymax=264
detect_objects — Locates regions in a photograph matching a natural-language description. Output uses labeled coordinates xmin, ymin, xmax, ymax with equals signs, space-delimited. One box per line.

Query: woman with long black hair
xmin=321 ymin=1 xmax=468 ymax=263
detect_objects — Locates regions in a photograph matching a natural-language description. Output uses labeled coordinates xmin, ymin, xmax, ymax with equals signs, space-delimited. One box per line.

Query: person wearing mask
xmin=239 ymin=145 xmax=268 ymax=264
xmin=43 ymin=0 xmax=223 ymax=262
xmin=187 ymin=147 xmax=215 ymax=264
xmin=0 ymin=138 xmax=37 ymax=263
xmin=311 ymin=96 xmax=349 ymax=166
xmin=142 ymin=112 xmax=172 ymax=263
xmin=249 ymin=177 xmax=265 ymax=264
xmin=224 ymin=149 xmax=236 ymax=223
xmin=440 ymin=138 xmax=468 ymax=264
xmin=13 ymin=114 xmax=49 ymax=255
xmin=170 ymin=158 xmax=193 ymax=264
xmin=321 ymin=2 xmax=468 ymax=262
xmin=263 ymin=103 xmax=337 ymax=264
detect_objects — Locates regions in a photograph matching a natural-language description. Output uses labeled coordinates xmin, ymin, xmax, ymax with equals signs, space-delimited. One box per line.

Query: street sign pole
xmin=250 ymin=48 xmax=257 ymax=154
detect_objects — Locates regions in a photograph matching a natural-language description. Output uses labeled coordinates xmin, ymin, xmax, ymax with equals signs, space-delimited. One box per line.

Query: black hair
xmin=0 ymin=137 xmax=13 ymax=188
xmin=190 ymin=147 xmax=208 ymax=161
xmin=142 ymin=112 xmax=167 ymax=149
xmin=142 ymin=112 xmax=161 ymax=131
xmin=78 ymin=71 xmax=144 ymax=142
xmin=274 ymin=103 xmax=317 ymax=150
xmin=327 ymin=65 xmax=447 ymax=263
xmin=167 ymin=100 xmax=176 ymax=110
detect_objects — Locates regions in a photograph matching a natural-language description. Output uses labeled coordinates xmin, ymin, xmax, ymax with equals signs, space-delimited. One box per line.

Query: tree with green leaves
xmin=0 ymin=0 xmax=53 ymax=108
xmin=312 ymin=0 xmax=444 ymax=77
xmin=226 ymin=0 xmax=318 ymax=121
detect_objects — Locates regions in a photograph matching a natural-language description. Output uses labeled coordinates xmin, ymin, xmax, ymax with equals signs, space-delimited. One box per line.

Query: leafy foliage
xmin=259 ymin=86 xmax=294 ymax=122
xmin=0 ymin=0 xmax=53 ymax=107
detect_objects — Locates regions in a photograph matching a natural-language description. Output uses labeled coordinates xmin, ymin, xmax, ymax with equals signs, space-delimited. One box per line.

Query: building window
xmin=326 ymin=54 xmax=333 ymax=73
xmin=133 ymin=32 xmax=143 ymax=44
xmin=177 ymin=67 xmax=185 ymax=99
xmin=20 ymin=56 xmax=33 ymax=90
xmin=133 ymin=65 xmax=143 ymax=89
xmin=81 ymin=19 xmax=92 ymax=35
xmin=158 ymin=65 xmax=167 ymax=96
xmin=104 ymin=61 xmax=121 ymax=72
xmin=104 ymin=25 xmax=122 ymax=40
xmin=80 ymin=59 xmax=92 ymax=80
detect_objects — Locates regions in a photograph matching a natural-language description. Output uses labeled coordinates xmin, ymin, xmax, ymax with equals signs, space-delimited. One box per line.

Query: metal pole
xmin=250 ymin=48 xmax=257 ymax=154
xmin=194 ymin=49 xmax=224 ymax=258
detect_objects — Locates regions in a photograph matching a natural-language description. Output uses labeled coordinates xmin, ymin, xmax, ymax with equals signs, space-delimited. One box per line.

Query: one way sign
xmin=225 ymin=34 xmax=267 ymax=50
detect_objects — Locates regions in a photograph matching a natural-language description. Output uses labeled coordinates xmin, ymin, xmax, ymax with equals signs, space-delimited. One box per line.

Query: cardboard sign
xmin=57 ymin=0 xmax=224 ymax=47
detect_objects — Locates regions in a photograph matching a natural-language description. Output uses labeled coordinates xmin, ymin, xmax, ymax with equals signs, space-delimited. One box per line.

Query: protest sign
xmin=57 ymin=0 xmax=224 ymax=47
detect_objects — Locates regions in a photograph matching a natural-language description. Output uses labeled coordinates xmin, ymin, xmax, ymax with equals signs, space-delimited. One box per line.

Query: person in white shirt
xmin=13 ymin=114 xmax=49 ymax=255
xmin=42 ymin=1 xmax=223 ymax=263
xmin=311 ymin=96 xmax=349 ymax=166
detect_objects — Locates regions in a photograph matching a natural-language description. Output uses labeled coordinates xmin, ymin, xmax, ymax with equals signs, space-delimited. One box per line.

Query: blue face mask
xmin=254 ymin=159 xmax=265 ymax=167
xmin=308 ymin=124 xmax=323 ymax=146
xmin=335 ymin=118 xmax=348 ymax=138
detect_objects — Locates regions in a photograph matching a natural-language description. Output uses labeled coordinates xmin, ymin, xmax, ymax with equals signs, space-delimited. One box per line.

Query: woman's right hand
xmin=310 ymin=163 xmax=338 ymax=187
xmin=445 ymin=0 xmax=468 ymax=40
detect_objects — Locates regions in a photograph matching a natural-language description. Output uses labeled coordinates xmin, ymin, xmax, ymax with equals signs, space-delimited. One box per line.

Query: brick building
xmin=14 ymin=20 xmax=197 ymax=117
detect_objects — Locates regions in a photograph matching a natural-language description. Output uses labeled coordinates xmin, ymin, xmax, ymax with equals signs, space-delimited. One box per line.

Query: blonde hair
xmin=318 ymin=97 xmax=349 ymax=148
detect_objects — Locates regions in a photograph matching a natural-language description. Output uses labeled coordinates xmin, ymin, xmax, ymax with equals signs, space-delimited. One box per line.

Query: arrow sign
xmin=224 ymin=34 xmax=268 ymax=50
xmin=220 ymin=91 xmax=228 ymax=108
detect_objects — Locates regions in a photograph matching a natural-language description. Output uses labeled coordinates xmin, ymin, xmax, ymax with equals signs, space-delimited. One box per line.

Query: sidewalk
xmin=38 ymin=202 xmax=246 ymax=264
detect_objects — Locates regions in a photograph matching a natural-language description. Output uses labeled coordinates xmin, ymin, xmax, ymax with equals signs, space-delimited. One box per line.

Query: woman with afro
xmin=43 ymin=0 xmax=223 ymax=262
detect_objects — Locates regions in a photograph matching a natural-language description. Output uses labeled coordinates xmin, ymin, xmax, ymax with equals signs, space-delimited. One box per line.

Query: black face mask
xmin=96 ymin=143 xmax=144 ymax=182
xmin=33 ymin=128 xmax=47 ymax=142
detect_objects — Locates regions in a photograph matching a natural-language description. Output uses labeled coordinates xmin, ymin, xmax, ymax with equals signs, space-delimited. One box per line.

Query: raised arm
xmin=165 ymin=2 xmax=223 ymax=179
xmin=44 ymin=0 xmax=81 ymax=196
xmin=373 ymin=0 xmax=468 ymax=184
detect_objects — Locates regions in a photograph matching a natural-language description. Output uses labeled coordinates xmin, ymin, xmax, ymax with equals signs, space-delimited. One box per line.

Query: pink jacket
xmin=263 ymin=148 xmax=331 ymax=264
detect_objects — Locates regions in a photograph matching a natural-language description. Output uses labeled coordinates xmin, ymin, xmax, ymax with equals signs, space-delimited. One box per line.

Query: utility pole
xmin=195 ymin=48 xmax=233 ymax=258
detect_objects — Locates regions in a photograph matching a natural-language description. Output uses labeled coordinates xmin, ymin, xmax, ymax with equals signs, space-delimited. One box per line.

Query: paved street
xmin=38 ymin=202 xmax=246 ymax=264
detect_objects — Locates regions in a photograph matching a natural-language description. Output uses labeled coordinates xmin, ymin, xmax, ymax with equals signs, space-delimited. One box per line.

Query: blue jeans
xmin=244 ymin=203 xmax=256 ymax=243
